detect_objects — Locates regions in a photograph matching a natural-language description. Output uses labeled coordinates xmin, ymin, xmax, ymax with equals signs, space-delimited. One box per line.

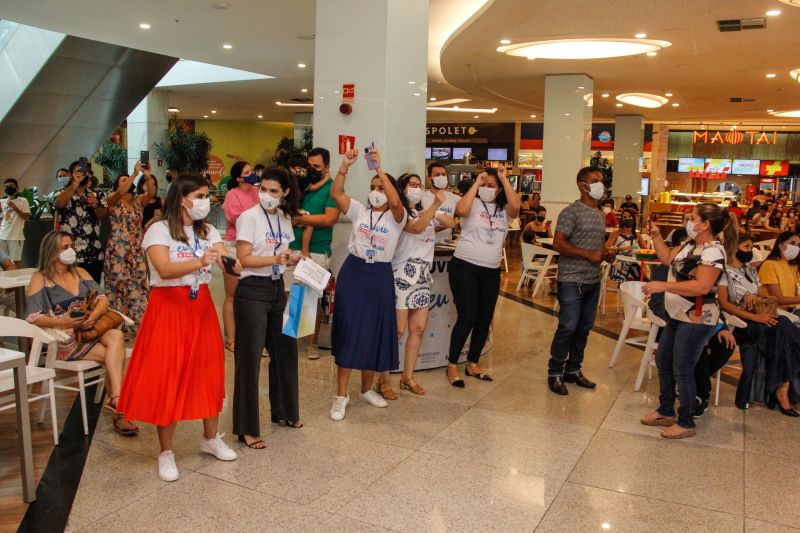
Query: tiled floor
xmin=55 ymin=274 xmax=800 ymax=533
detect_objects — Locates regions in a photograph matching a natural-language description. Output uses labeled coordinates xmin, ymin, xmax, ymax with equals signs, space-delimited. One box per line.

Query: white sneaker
xmin=199 ymin=433 xmax=238 ymax=461
xmin=330 ymin=394 xmax=349 ymax=421
xmin=307 ymin=344 xmax=321 ymax=360
xmin=158 ymin=450 xmax=179 ymax=482
xmin=359 ymin=389 xmax=388 ymax=408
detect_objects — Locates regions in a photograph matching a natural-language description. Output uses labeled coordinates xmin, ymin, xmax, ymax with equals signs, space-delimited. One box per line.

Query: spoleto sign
xmin=692 ymin=130 xmax=778 ymax=145
xmin=426 ymin=125 xmax=478 ymax=136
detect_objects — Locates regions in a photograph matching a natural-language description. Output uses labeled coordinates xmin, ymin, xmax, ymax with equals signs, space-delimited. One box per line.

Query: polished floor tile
xmin=535 ymin=482 xmax=743 ymax=533
xmin=745 ymin=518 xmax=800 ymax=532
xmin=340 ymin=452 xmax=561 ymax=533
xmin=745 ymin=452 xmax=800 ymax=528
xmin=743 ymin=404 xmax=800 ymax=460
xmin=568 ymin=430 xmax=743 ymax=513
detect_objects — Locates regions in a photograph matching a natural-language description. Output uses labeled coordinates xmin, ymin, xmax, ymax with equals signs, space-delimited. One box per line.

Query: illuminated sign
xmin=705 ymin=159 xmax=732 ymax=173
xmin=731 ymin=159 xmax=760 ymax=175
xmin=678 ymin=157 xmax=704 ymax=172
xmin=760 ymin=160 xmax=789 ymax=176
xmin=692 ymin=130 xmax=778 ymax=144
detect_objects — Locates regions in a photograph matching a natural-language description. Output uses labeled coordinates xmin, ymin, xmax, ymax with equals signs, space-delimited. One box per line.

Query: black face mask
xmin=4 ymin=187 xmax=16 ymax=196
xmin=306 ymin=167 xmax=323 ymax=183
xmin=736 ymin=250 xmax=754 ymax=264
xmin=535 ymin=216 xmax=545 ymax=222
xmin=620 ymin=219 xmax=635 ymax=229
xmin=79 ymin=177 xmax=89 ymax=187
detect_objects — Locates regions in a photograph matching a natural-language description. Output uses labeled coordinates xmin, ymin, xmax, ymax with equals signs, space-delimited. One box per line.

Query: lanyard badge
xmin=367 ymin=209 xmax=386 ymax=263
xmin=481 ymin=200 xmax=499 ymax=241
xmin=264 ymin=209 xmax=284 ymax=280
xmin=190 ymin=234 xmax=203 ymax=300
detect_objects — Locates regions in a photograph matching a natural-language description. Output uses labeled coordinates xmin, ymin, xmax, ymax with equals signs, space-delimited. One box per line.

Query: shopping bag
xmin=282 ymin=283 xmax=319 ymax=338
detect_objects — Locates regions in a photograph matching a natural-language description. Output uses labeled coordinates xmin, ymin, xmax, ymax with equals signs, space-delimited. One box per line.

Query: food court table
xmin=0 ymin=268 xmax=37 ymax=351
xmin=615 ymin=255 xmax=661 ymax=281
xmin=0 ymin=348 xmax=35 ymax=502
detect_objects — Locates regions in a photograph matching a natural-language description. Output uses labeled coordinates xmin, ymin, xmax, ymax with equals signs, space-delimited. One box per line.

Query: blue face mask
xmin=243 ymin=173 xmax=259 ymax=185
xmin=57 ymin=176 xmax=70 ymax=188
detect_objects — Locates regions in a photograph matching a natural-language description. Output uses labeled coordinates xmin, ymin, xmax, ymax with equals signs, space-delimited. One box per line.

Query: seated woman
xmin=759 ymin=231 xmax=800 ymax=311
xmin=606 ymin=209 xmax=648 ymax=283
xmin=719 ymin=232 xmax=800 ymax=415
xmin=521 ymin=206 xmax=552 ymax=244
xmin=26 ymin=230 xmax=137 ymax=435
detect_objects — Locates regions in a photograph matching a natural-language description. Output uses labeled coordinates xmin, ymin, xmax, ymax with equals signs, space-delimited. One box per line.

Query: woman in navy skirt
xmin=329 ymin=147 xmax=408 ymax=421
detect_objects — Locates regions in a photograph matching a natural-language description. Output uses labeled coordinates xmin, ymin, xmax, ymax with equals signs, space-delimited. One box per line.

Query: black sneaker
xmin=693 ymin=396 xmax=709 ymax=419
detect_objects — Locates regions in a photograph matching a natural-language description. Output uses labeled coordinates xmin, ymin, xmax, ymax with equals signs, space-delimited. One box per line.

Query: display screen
xmin=487 ymin=148 xmax=508 ymax=161
xmin=640 ymin=177 xmax=650 ymax=196
xmin=704 ymin=158 xmax=732 ymax=173
xmin=760 ymin=160 xmax=789 ymax=176
xmin=431 ymin=147 xmax=451 ymax=159
xmin=731 ymin=159 xmax=760 ymax=175
xmin=425 ymin=147 xmax=432 ymax=159
xmin=452 ymin=147 xmax=471 ymax=160
xmin=678 ymin=157 xmax=705 ymax=172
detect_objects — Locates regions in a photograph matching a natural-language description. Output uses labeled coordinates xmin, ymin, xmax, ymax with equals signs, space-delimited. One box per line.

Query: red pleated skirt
xmin=117 ymin=285 xmax=225 ymax=426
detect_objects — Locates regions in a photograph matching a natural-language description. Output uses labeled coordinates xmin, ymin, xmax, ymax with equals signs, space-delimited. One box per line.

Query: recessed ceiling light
xmin=766 ymin=73 xmax=777 ymax=78
xmin=564 ymin=112 xmax=571 ymax=116
xmin=211 ymin=2 xmax=229 ymax=9
xmin=767 ymin=108 xmax=775 ymax=112
xmin=297 ymin=63 xmax=306 ymax=68
xmin=413 ymin=93 xmax=420 ymax=96
xmin=223 ymin=44 xmax=233 ymax=49
xmin=408 ymin=81 xmax=415 ymax=85
xmin=767 ymin=9 xmax=782 ymax=16
xmin=665 ymin=92 xmax=673 ymax=96
xmin=167 ymin=107 xmax=179 ymax=113
xmin=497 ymin=38 xmax=671 ymax=60
xmin=275 ymin=101 xmax=314 ymax=107
xmin=791 ymin=69 xmax=800 ymax=80
xmin=646 ymin=51 xmax=657 ymax=57
xmin=616 ymin=93 xmax=669 ymax=108
xmin=139 ymin=23 xmax=151 ymax=30
xmin=474 ymin=115 xmax=479 ymax=118
xmin=257 ymin=114 xmax=263 ymax=118
xmin=211 ymin=110 xmax=217 ymax=114
xmin=616 ymin=103 xmax=624 ymax=107
xmin=770 ymin=109 xmax=800 ymax=117
xmin=499 ymin=39 xmax=511 ymax=45
xmin=672 ymin=103 xmax=680 ymax=107
xmin=301 ymin=88 xmax=308 ymax=93
xmin=203 ymin=115 xmax=208 ymax=118
xmin=635 ymin=33 xmax=647 ymax=38
xmin=530 ymin=114 xmax=537 ymax=118
xmin=526 ymin=56 xmax=536 ymax=60
xmin=578 ymin=86 xmax=585 ymax=89
xmin=601 ymin=93 xmax=610 ymax=97
xmin=430 ymin=97 xmax=437 ymax=101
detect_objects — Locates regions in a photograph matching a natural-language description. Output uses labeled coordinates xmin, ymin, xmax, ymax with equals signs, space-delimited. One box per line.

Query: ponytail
xmin=721 ymin=210 xmax=739 ymax=261
xmin=696 ymin=202 xmax=738 ymax=259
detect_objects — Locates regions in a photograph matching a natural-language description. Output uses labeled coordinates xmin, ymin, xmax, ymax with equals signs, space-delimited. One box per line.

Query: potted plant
xmin=590 ymin=151 xmax=614 ymax=197
xmin=19 ymin=186 xmax=56 ymax=267
xmin=94 ymin=140 xmax=128 ymax=187
xmin=154 ymin=128 xmax=213 ymax=173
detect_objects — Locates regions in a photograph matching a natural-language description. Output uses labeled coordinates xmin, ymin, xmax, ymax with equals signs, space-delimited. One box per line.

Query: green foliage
xmin=19 ymin=187 xmax=55 ymax=220
xmin=296 ymin=126 xmax=313 ymax=154
xmin=94 ymin=141 xmax=128 ymax=184
xmin=590 ymin=151 xmax=614 ymax=192
xmin=154 ymin=129 xmax=213 ymax=173
xmin=272 ymin=136 xmax=296 ymax=167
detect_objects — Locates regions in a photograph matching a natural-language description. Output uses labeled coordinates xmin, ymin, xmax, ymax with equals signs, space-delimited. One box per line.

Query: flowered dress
xmin=103 ymin=200 xmax=148 ymax=333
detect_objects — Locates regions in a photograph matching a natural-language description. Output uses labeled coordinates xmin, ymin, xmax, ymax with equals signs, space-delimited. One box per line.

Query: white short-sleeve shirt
xmin=392 ymin=209 xmax=436 ymax=268
xmin=0 ymin=197 xmax=30 ymax=241
xmin=453 ymin=200 xmax=507 ymax=269
xmin=421 ymin=189 xmax=460 ymax=243
xmin=143 ymin=221 xmax=222 ymax=287
xmin=346 ymin=199 xmax=407 ymax=263
xmin=236 ymin=205 xmax=295 ymax=279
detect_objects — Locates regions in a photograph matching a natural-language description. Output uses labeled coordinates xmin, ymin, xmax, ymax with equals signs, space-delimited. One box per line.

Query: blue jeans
xmin=548 ymin=282 xmax=600 ymax=377
xmin=656 ymin=318 xmax=716 ymax=429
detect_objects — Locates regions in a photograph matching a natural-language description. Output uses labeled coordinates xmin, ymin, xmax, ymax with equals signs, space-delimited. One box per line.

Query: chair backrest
xmin=753 ymin=239 xmax=775 ymax=251
xmin=0 ymin=316 xmax=57 ymax=367
xmin=520 ymin=243 xmax=536 ymax=267
xmin=530 ymin=245 xmax=558 ymax=257
xmin=619 ymin=281 xmax=647 ymax=319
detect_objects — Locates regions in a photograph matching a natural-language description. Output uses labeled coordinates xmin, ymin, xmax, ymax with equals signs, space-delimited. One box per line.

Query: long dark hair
xmin=695 ymin=202 xmax=738 ymax=260
xmin=369 ymin=172 xmax=401 ymax=211
xmin=230 ymin=161 xmax=250 ymax=189
xmin=765 ymin=231 xmax=799 ymax=263
xmin=260 ymin=165 xmax=301 ymax=218
xmin=620 ymin=208 xmax=638 ymax=237
xmin=483 ymin=168 xmax=508 ymax=209
xmin=396 ymin=173 xmax=422 ymax=218
xmin=162 ymin=173 xmax=210 ymax=242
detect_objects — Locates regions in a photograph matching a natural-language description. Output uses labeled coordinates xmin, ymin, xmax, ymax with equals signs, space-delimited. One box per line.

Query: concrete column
xmin=313 ymin=0 xmax=428 ymax=272
xmin=126 ymin=90 xmax=169 ymax=187
xmin=541 ymin=74 xmax=593 ymax=220
xmin=613 ymin=114 xmax=644 ymax=201
xmin=649 ymin=124 xmax=669 ymax=197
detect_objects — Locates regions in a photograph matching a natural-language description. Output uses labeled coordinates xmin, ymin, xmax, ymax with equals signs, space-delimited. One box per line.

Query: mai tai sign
xmin=692 ymin=130 xmax=778 ymax=145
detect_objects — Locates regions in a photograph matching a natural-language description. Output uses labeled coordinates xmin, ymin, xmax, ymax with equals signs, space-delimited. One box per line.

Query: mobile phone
xmin=221 ymin=255 xmax=239 ymax=277
xmin=78 ymin=157 xmax=89 ymax=175
xmin=140 ymin=150 xmax=149 ymax=168
xmin=365 ymin=143 xmax=377 ymax=171
xmin=69 ymin=309 xmax=86 ymax=318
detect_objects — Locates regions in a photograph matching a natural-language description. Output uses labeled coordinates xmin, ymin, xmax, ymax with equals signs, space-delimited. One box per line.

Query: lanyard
xmin=263 ymin=209 xmax=283 ymax=255
xmin=480 ymin=200 xmax=499 ymax=232
xmin=369 ymin=208 xmax=387 ymax=248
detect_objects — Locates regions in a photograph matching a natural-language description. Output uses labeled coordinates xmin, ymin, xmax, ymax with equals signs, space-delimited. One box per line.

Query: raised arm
xmin=648 ymin=220 xmax=683 ymax=265
xmin=406 ymin=190 xmax=444 ymax=234
xmin=371 ymin=149 xmax=405 ymax=224
xmin=497 ymin=166 xmax=521 ymax=218
xmin=55 ymin=175 xmax=80 ymax=209
xmin=456 ymin=173 xmax=483 ymax=218
xmin=331 ymin=149 xmax=358 ymax=214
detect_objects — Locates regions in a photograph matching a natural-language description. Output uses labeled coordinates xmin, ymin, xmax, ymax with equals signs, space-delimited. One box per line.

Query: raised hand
xmin=342 ymin=149 xmax=358 ymax=167
xmin=116 ymin=174 xmax=133 ymax=193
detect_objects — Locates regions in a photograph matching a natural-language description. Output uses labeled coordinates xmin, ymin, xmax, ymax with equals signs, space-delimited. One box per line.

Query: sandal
xmin=376 ymin=379 xmax=398 ymax=400
xmin=271 ymin=416 xmax=303 ymax=428
xmin=399 ymin=377 xmax=426 ymax=395
xmin=238 ymin=435 xmax=267 ymax=449
xmin=112 ymin=414 xmax=139 ymax=436
xmin=640 ymin=410 xmax=677 ymax=427
xmin=661 ymin=424 xmax=696 ymax=439
xmin=104 ymin=395 xmax=120 ymax=415
xmin=465 ymin=364 xmax=493 ymax=382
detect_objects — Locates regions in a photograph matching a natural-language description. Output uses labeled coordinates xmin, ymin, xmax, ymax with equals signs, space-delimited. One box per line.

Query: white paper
xmin=292 ymin=258 xmax=331 ymax=292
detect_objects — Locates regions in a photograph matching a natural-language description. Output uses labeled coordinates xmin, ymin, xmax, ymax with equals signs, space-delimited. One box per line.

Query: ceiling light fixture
xmin=297 ymin=63 xmax=306 ymax=68
xmin=413 ymin=93 xmax=420 ymax=96
xmin=615 ymin=93 xmax=669 ymax=108
xmin=672 ymin=103 xmax=680 ymax=107
xmin=139 ymin=23 xmax=151 ymax=30
xmin=770 ymin=109 xmax=800 ymax=117
xmin=665 ymin=92 xmax=673 ymax=96
xmin=601 ymin=93 xmax=610 ymax=97
xmin=474 ymin=115 xmax=479 ymax=118
xmin=430 ymin=97 xmax=437 ymax=101
xmin=203 ymin=115 xmax=209 ymax=118
xmin=223 ymin=44 xmax=232 ymax=49
xmin=275 ymin=101 xmax=314 ymax=107
xmin=211 ymin=110 xmax=217 ymax=114
xmin=578 ymin=86 xmax=585 ymax=89
xmin=530 ymin=114 xmax=537 ymax=118
xmin=408 ymin=81 xmax=415 ymax=85
xmin=426 ymin=106 xmax=498 ymax=113
xmin=634 ymin=33 xmax=647 ymax=38
xmin=499 ymin=39 xmax=511 ymax=45
xmin=767 ymin=108 xmax=775 ymax=112
xmin=257 ymin=114 xmax=263 ymax=118
xmin=496 ymin=38 xmax=671 ymax=60
xmin=167 ymin=107 xmax=179 ymax=113
xmin=211 ymin=2 xmax=229 ymax=9
xmin=646 ymin=51 xmax=657 ymax=57
xmin=766 ymin=9 xmax=782 ymax=16
xmin=427 ymin=98 xmax=471 ymax=107
xmin=616 ymin=103 xmax=623 ymax=107
xmin=301 ymin=88 xmax=308 ymax=93
xmin=766 ymin=73 xmax=777 ymax=78
xmin=791 ymin=69 xmax=800 ymax=80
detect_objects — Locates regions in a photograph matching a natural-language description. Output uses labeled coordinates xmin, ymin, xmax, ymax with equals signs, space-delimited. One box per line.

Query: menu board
xmin=731 ymin=159 xmax=760 ymax=175
xmin=431 ymin=147 xmax=451 ymax=159
xmin=704 ymin=159 xmax=732 ymax=173
xmin=425 ymin=147 xmax=432 ymax=159
xmin=452 ymin=147 xmax=471 ymax=160
xmin=760 ymin=160 xmax=789 ymax=176
xmin=678 ymin=157 xmax=704 ymax=172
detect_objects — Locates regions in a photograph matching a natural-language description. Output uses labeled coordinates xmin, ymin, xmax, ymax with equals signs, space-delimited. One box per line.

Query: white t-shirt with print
xmin=236 ymin=204 xmax=295 ymax=279
xmin=392 ymin=209 xmax=436 ymax=268
xmin=454 ymin=199 xmax=507 ymax=269
xmin=143 ymin=221 xmax=222 ymax=287
xmin=0 ymin=197 xmax=30 ymax=241
xmin=346 ymin=199 xmax=407 ymax=263
xmin=421 ymin=189 xmax=460 ymax=243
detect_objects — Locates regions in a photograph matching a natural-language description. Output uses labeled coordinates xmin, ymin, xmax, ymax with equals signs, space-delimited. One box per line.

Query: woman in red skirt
xmin=118 ymin=173 xmax=241 ymax=482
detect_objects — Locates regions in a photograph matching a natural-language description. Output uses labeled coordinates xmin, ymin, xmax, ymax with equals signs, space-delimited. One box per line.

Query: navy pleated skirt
xmin=332 ymin=254 xmax=399 ymax=372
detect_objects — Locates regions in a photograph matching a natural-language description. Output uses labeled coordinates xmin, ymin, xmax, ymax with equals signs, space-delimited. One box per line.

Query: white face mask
xmin=405 ymin=187 xmax=423 ymax=205
xmin=368 ymin=190 xmax=387 ymax=208
xmin=478 ymin=186 xmax=497 ymax=203
xmin=685 ymin=219 xmax=699 ymax=240
xmin=59 ymin=247 xmax=77 ymax=265
xmin=432 ymin=175 xmax=448 ymax=190
xmin=585 ymin=181 xmax=605 ymax=200
xmin=57 ymin=176 xmax=70 ymax=188
xmin=782 ymin=243 xmax=800 ymax=261
xmin=185 ymin=197 xmax=211 ymax=221
xmin=259 ymin=191 xmax=281 ymax=211
xmin=602 ymin=206 xmax=612 ymax=214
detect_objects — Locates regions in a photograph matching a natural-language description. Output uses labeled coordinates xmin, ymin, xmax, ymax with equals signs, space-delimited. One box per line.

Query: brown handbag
xmin=753 ymin=295 xmax=778 ymax=316
xmin=76 ymin=290 xmax=125 ymax=343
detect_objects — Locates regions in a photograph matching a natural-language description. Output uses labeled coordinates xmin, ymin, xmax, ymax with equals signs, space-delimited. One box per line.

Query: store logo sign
xmin=692 ymin=130 xmax=777 ymax=145
xmin=426 ymin=126 xmax=478 ymax=136
xmin=598 ymin=130 xmax=612 ymax=143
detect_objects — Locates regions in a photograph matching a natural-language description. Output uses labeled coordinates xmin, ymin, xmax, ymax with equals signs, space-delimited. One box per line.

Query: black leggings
xmin=447 ymin=256 xmax=501 ymax=364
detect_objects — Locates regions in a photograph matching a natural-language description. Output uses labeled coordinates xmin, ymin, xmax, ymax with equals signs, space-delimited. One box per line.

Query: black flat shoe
xmin=445 ymin=368 xmax=465 ymax=388
xmin=563 ymin=371 xmax=596 ymax=389
xmin=779 ymin=405 xmax=800 ymax=417
xmin=464 ymin=365 xmax=493 ymax=381
xmin=548 ymin=376 xmax=568 ymax=395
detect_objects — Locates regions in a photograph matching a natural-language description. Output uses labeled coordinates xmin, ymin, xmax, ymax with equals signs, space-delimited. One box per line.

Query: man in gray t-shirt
xmin=547 ymin=167 xmax=612 ymax=395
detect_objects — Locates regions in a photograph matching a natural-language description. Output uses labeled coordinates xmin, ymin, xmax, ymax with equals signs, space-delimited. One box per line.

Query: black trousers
xmin=232 ymin=276 xmax=298 ymax=437
xmin=694 ymin=330 xmax=735 ymax=403
xmin=80 ymin=260 xmax=103 ymax=284
xmin=447 ymin=256 xmax=501 ymax=364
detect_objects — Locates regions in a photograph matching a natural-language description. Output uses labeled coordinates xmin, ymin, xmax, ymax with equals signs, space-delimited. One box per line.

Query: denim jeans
xmin=656 ymin=318 xmax=716 ymax=429
xmin=548 ymin=282 xmax=600 ymax=377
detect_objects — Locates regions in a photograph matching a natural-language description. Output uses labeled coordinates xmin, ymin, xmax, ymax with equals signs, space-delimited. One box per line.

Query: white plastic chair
xmin=40 ymin=311 xmax=134 ymax=435
xmin=714 ymin=311 xmax=747 ymax=406
xmin=0 ymin=317 xmax=60 ymax=444
xmin=632 ymin=309 xmax=667 ymax=391
xmin=753 ymin=239 xmax=775 ymax=252
xmin=515 ymin=243 xmax=558 ymax=298
xmin=609 ymin=281 xmax=653 ymax=368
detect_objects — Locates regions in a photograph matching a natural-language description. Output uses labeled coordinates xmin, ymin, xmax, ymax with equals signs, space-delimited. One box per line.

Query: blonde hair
xmin=38 ymin=230 xmax=78 ymax=282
